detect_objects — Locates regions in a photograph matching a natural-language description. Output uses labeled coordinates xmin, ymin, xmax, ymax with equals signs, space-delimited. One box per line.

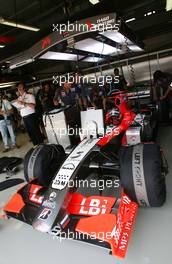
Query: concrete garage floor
xmin=0 ymin=128 xmax=172 ymax=264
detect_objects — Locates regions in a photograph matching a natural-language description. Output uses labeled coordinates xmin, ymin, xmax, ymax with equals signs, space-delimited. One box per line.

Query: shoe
xmin=11 ymin=144 xmax=20 ymax=149
xmin=3 ymin=148 xmax=10 ymax=153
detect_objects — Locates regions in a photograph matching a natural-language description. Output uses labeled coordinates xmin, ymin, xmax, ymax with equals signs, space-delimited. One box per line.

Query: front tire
xmin=24 ymin=144 xmax=66 ymax=186
xmin=119 ymin=143 xmax=166 ymax=207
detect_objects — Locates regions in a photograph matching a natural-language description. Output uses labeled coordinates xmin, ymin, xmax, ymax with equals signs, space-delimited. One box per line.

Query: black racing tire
xmin=24 ymin=144 xmax=66 ymax=186
xmin=119 ymin=143 xmax=166 ymax=207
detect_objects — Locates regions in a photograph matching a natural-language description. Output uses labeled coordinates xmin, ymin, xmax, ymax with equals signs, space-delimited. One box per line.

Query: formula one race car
xmin=3 ymin=93 xmax=167 ymax=259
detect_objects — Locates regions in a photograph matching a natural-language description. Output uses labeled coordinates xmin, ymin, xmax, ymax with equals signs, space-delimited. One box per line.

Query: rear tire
xmin=120 ymin=143 xmax=166 ymax=207
xmin=24 ymin=144 xmax=66 ymax=186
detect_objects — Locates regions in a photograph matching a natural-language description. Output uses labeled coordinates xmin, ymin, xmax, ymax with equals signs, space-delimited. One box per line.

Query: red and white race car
xmin=3 ymin=93 xmax=167 ymax=258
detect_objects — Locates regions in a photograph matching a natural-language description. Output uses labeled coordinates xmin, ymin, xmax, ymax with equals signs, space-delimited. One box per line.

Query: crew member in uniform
xmin=14 ymin=83 xmax=43 ymax=146
xmin=53 ymin=82 xmax=79 ymax=107
xmin=53 ymin=82 xmax=81 ymax=145
xmin=90 ymin=85 xmax=107 ymax=110
xmin=113 ymin=68 xmax=127 ymax=92
xmin=73 ymin=72 xmax=90 ymax=110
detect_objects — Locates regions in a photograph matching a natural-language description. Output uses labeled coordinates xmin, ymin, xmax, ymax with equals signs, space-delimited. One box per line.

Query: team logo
xmin=38 ymin=208 xmax=52 ymax=220
xmin=41 ymin=37 xmax=51 ymax=49
xmin=62 ymin=163 xmax=75 ymax=170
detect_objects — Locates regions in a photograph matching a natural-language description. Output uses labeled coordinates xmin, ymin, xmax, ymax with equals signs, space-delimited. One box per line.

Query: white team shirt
xmin=18 ymin=93 xmax=36 ymax=117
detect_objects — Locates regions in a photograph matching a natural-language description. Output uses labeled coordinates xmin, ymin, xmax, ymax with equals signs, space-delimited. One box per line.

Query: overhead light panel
xmin=0 ymin=17 xmax=40 ymax=32
xmin=0 ymin=81 xmax=19 ymax=88
xmin=144 ymin=11 xmax=156 ymax=17
xmin=83 ymin=57 xmax=104 ymax=62
xmin=166 ymin=0 xmax=172 ymax=11
xmin=100 ymin=31 xmax=132 ymax=45
xmin=129 ymin=45 xmax=143 ymax=52
xmin=89 ymin=0 xmax=99 ymax=5
xmin=40 ymin=51 xmax=84 ymax=61
xmin=0 ymin=44 xmax=5 ymax=48
xmin=10 ymin=59 xmax=34 ymax=69
xmin=126 ymin=18 xmax=136 ymax=23
xmin=74 ymin=38 xmax=119 ymax=55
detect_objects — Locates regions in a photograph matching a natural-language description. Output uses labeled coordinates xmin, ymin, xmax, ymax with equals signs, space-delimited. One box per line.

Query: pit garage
xmin=0 ymin=1 xmax=172 ymax=264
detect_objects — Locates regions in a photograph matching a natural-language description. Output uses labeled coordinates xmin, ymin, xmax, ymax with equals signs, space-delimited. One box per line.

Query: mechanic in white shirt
xmin=0 ymin=94 xmax=17 ymax=152
xmin=14 ymin=83 xmax=43 ymax=146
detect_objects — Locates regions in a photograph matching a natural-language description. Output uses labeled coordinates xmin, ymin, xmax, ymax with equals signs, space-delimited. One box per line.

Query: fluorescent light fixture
xmin=126 ymin=18 xmax=136 ymax=23
xmin=129 ymin=45 xmax=143 ymax=52
xmin=83 ymin=57 xmax=104 ymax=62
xmin=166 ymin=0 xmax=172 ymax=11
xmin=0 ymin=44 xmax=5 ymax=48
xmin=0 ymin=84 xmax=15 ymax=88
xmin=40 ymin=51 xmax=83 ymax=61
xmin=89 ymin=0 xmax=99 ymax=5
xmin=10 ymin=59 xmax=33 ymax=69
xmin=74 ymin=38 xmax=119 ymax=55
xmin=0 ymin=81 xmax=19 ymax=88
xmin=144 ymin=11 xmax=156 ymax=17
xmin=100 ymin=31 xmax=132 ymax=45
xmin=0 ymin=17 xmax=40 ymax=32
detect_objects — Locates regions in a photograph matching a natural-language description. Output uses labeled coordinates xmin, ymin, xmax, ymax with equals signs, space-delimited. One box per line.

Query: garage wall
xmin=85 ymin=54 xmax=172 ymax=84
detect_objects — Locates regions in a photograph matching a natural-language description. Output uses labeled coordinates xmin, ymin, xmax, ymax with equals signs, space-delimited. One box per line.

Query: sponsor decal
xmin=62 ymin=31 xmax=70 ymax=38
xmin=42 ymin=192 xmax=57 ymax=209
xmin=111 ymin=194 xmax=138 ymax=258
xmin=70 ymin=151 xmax=84 ymax=159
xmin=52 ymin=138 xmax=99 ymax=190
xmin=134 ymin=151 xmax=144 ymax=188
xmin=132 ymin=145 xmax=149 ymax=207
xmin=29 ymin=186 xmax=44 ymax=205
xmin=41 ymin=37 xmax=51 ymax=49
xmin=83 ymin=20 xmax=93 ymax=30
xmin=79 ymin=198 xmax=108 ymax=215
xmin=38 ymin=208 xmax=52 ymax=220
xmin=62 ymin=163 xmax=75 ymax=170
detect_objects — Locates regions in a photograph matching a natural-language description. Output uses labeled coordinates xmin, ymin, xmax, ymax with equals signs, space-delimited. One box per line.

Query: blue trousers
xmin=0 ymin=120 xmax=16 ymax=149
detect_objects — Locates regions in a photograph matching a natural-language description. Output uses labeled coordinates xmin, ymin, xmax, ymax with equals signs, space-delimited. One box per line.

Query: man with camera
xmin=0 ymin=94 xmax=17 ymax=152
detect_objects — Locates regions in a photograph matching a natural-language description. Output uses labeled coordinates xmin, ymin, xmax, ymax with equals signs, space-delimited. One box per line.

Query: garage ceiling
xmin=0 ymin=0 xmax=171 ymax=82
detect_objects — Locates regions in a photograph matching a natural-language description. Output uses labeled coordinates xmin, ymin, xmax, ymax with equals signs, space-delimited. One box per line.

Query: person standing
xmin=0 ymin=94 xmax=17 ymax=152
xmin=113 ymin=68 xmax=127 ymax=92
xmin=153 ymin=70 xmax=172 ymax=122
xmin=13 ymin=83 xmax=43 ymax=146
xmin=90 ymin=85 xmax=107 ymax=110
xmin=38 ymin=82 xmax=55 ymax=112
xmin=153 ymin=70 xmax=172 ymax=100
xmin=53 ymin=82 xmax=78 ymax=107
xmin=72 ymin=72 xmax=90 ymax=110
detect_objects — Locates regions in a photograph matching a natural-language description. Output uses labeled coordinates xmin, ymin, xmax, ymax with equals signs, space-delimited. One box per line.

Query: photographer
xmin=0 ymin=94 xmax=17 ymax=152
